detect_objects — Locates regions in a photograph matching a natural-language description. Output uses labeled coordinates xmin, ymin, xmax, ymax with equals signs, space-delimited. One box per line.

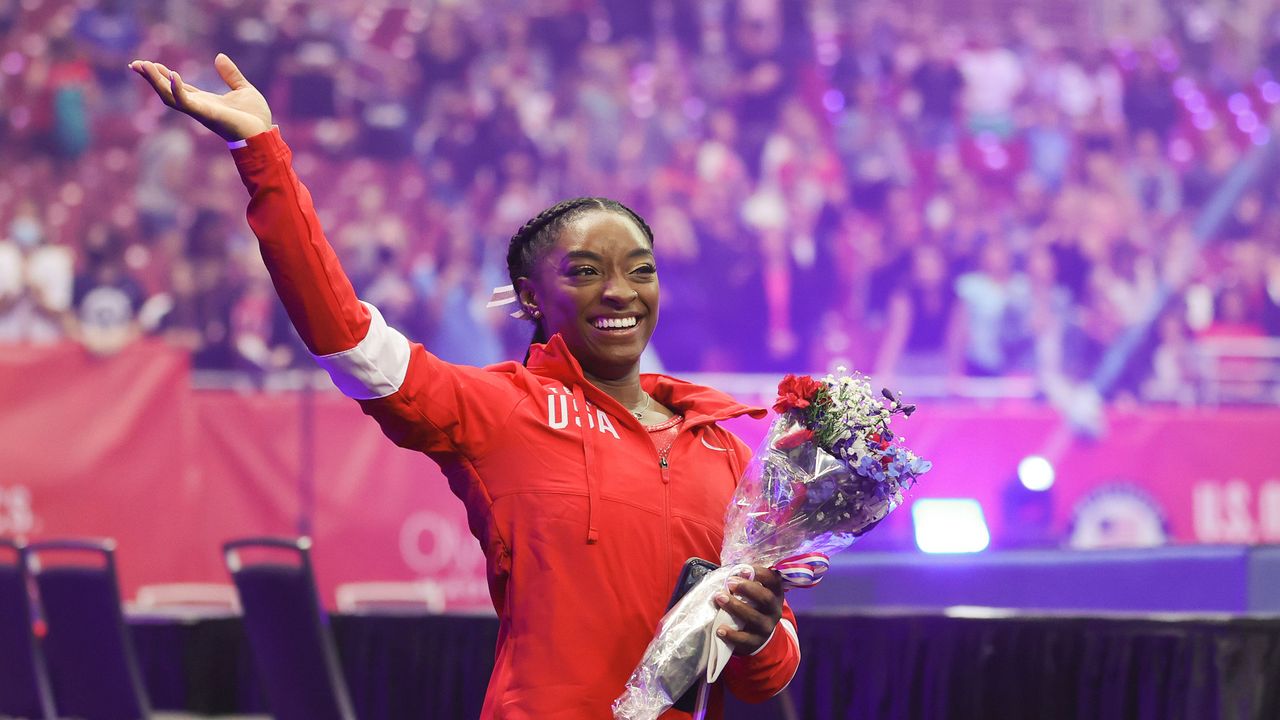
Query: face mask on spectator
xmin=9 ymin=218 xmax=42 ymax=249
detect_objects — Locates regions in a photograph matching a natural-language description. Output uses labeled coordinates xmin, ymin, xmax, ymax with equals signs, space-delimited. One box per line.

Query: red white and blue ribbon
xmin=773 ymin=552 xmax=830 ymax=589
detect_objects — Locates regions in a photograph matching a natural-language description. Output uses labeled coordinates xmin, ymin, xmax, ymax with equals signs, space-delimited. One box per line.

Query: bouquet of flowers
xmin=613 ymin=369 xmax=932 ymax=720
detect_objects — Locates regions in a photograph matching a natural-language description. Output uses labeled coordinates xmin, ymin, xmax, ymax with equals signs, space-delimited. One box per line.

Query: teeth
xmin=594 ymin=317 xmax=638 ymax=329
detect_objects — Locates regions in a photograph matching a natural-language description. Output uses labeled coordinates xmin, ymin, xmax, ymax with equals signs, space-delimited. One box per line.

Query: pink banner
xmin=2 ymin=343 xmax=1277 ymax=609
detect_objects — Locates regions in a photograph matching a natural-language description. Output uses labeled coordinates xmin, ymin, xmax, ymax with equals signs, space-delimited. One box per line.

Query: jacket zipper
xmin=659 ymin=443 xmax=673 ymax=590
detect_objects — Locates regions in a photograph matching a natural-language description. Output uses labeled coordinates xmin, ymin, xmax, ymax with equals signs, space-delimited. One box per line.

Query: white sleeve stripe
xmin=312 ymin=302 xmax=410 ymax=400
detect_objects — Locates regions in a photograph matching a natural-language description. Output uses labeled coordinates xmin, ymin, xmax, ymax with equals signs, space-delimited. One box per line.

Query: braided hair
xmin=506 ymin=197 xmax=654 ymax=350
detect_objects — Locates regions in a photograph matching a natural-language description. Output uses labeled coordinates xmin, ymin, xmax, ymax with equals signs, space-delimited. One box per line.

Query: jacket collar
xmin=525 ymin=334 xmax=767 ymax=428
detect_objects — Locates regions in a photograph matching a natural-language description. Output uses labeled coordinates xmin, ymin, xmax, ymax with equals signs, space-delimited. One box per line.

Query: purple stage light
xmin=1192 ymin=111 xmax=1216 ymax=131
xmin=1236 ymin=112 xmax=1259 ymax=133
xmin=1262 ymin=82 xmax=1280 ymax=104
xmin=1251 ymin=127 xmax=1272 ymax=146
xmin=1228 ymin=93 xmax=1251 ymax=114
xmin=822 ymin=89 xmax=845 ymax=113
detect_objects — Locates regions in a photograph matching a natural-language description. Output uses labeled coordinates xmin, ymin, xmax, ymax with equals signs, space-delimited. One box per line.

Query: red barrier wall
xmin=3 ymin=341 xmax=1277 ymax=609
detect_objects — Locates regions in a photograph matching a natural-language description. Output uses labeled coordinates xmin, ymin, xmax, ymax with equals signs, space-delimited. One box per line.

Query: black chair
xmin=223 ymin=536 xmax=355 ymax=720
xmin=27 ymin=538 xmax=151 ymax=720
xmin=0 ymin=538 xmax=57 ymax=720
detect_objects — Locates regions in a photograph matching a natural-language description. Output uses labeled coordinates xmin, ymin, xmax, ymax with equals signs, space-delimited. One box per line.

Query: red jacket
xmin=231 ymin=128 xmax=801 ymax=719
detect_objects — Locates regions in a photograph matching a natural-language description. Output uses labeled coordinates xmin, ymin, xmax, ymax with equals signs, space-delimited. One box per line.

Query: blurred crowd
xmin=3 ymin=0 xmax=1280 ymax=404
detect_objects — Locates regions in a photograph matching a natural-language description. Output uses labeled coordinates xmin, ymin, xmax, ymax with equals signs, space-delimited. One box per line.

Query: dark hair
xmin=506 ymin=197 xmax=654 ymax=347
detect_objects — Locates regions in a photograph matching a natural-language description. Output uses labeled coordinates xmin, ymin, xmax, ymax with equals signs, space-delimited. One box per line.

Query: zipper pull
xmin=659 ymin=457 xmax=669 ymax=469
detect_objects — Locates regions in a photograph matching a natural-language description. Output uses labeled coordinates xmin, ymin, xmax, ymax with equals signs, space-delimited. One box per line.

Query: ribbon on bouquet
xmin=774 ymin=552 xmax=830 ymax=589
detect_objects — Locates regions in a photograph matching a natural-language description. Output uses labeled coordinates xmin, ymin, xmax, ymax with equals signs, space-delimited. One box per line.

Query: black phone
xmin=666 ymin=557 xmax=719 ymax=610
xmin=666 ymin=557 xmax=720 ymax=712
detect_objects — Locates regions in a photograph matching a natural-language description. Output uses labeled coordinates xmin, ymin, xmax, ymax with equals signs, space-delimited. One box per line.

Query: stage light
xmin=1192 ymin=111 xmax=1216 ymax=131
xmin=822 ymin=89 xmax=845 ymax=113
xmin=1228 ymin=93 xmax=1251 ymax=114
xmin=913 ymin=499 xmax=990 ymax=553
xmin=1017 ymin=455 xmax=1055 ymax=492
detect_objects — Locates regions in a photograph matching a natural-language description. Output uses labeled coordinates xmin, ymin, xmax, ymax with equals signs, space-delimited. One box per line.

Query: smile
xmin=592 ymin=316 xmax=639 ymax=330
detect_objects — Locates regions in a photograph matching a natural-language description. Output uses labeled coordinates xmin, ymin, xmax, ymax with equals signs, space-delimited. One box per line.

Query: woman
xmin=129 ymin=55 xmax=799 ymax=719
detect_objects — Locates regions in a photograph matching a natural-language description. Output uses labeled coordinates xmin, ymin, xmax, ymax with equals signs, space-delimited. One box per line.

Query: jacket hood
xmin=525 ymin=334 xmax=767 ymax=427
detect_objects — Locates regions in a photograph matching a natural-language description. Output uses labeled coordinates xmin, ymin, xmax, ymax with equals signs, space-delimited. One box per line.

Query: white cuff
xmin=227 ymin=125 xmax=279 ymax=149
xmin=748 ymin=617 xmax=798 ymax=657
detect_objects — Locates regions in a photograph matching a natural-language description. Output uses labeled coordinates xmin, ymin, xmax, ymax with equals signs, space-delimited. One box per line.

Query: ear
xmin=514 ymin=277 xmax=541 ymax=318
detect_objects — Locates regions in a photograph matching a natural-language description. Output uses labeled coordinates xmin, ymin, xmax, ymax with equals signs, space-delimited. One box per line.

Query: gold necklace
xmin=628 ymin=392 xmax=653 ymax=419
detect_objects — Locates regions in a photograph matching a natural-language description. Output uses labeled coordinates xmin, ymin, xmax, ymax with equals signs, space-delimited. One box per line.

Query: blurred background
xmin=6 ymin=0 xmax=1280 ymax=717
xmin=2 ymin=0 xmax=1280 ymax=606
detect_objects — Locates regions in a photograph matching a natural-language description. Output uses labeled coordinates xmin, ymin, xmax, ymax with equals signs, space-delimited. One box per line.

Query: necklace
xmin=628 ymin=392 xmax=653 ymax=419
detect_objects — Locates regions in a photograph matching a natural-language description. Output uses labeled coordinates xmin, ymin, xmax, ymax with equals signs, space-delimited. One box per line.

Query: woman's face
xmin=519 ymin=210 xmax=659 ymax=381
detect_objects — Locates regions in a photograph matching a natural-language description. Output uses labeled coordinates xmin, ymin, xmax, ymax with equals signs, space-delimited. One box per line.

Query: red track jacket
xmin=231 ymin=128 xmax=801 ymax=719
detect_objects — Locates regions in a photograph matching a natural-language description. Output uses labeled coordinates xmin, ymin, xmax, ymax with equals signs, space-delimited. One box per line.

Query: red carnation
xmin=774 ymin=428 xmax=814 ymax=450
xmin=773 ymin=374 xmax=823 ymax=414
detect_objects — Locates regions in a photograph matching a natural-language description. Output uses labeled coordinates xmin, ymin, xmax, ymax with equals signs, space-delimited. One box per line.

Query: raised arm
xmin=131 ymin=54 xmax=371 ymax=356
xmin=130 ymin=55 xmax=522 ymax=458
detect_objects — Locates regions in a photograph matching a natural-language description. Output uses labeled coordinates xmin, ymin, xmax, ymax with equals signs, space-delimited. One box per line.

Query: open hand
xmin=713 ymin=565 xmax=784 ymax=655
xmin=129 ymin=53 xmax=272 ymax=142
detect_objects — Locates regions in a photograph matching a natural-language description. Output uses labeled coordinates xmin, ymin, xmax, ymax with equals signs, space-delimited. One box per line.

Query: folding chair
xmin=0 ymin=538 xmax=57 ymax=720
xmin=223 ymin=536 xmax=355 ymax=720
xmin=27 ymin=538 xmax=151 ymax=720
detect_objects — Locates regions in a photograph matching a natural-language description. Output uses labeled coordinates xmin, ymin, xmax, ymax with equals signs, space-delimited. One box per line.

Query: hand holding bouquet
xmin=614 ymin=369 xmax=932 ymax=719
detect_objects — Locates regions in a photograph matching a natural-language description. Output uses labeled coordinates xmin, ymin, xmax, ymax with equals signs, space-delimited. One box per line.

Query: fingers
xmin=715 ymin=590 xmax=767 ymax=632
xmin=130 ymin=60 xmax=177 ymax=107
xmin=214 ymin=53 xmax=250 ymax=90
xmin=729 ymin=576 xmax=782 ymax=611
xmin=170 ymin=69 xmax=192 ymax=109
xmin=753 ymin=566 xmax=785 ymax=594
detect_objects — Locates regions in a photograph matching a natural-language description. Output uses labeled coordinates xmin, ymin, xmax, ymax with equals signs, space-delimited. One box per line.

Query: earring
xmin=529 ymin=308 xmax=542 ymax=319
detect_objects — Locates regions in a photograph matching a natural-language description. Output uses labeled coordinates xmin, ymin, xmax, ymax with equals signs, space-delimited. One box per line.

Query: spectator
xmin=875 ymin=243 xmax=956 ymax=383
xmin=952 ymin=240 xmax=1033 ymax=377
xmin=957 ymin=27 xmax=1025 ymax=137
xmin=1121 ymin=52 xmax=1177 ymax=141
xmin=0 ymin=200 xmax=73 ymax=344
xmin=70 ymin=224 xmax=147 ymax=355
xmin=833 ymin=79 xmax=913 ymax=213
xmin=71 ymin=0 xmax=140 ymax=115
xmin=908 ymin=35 xmax=965 ymax=149
xmin=135 ymin=112 xmax=195 ymax=242
xmin=1126 ymin=129 xmax=1181 ymax=218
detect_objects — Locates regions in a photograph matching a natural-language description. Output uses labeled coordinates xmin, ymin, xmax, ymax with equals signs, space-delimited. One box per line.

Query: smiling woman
xmin=129 ymin=53 xmax=800 ymax=719
xmin=506 ymin=200 xmax=663 ymax=410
